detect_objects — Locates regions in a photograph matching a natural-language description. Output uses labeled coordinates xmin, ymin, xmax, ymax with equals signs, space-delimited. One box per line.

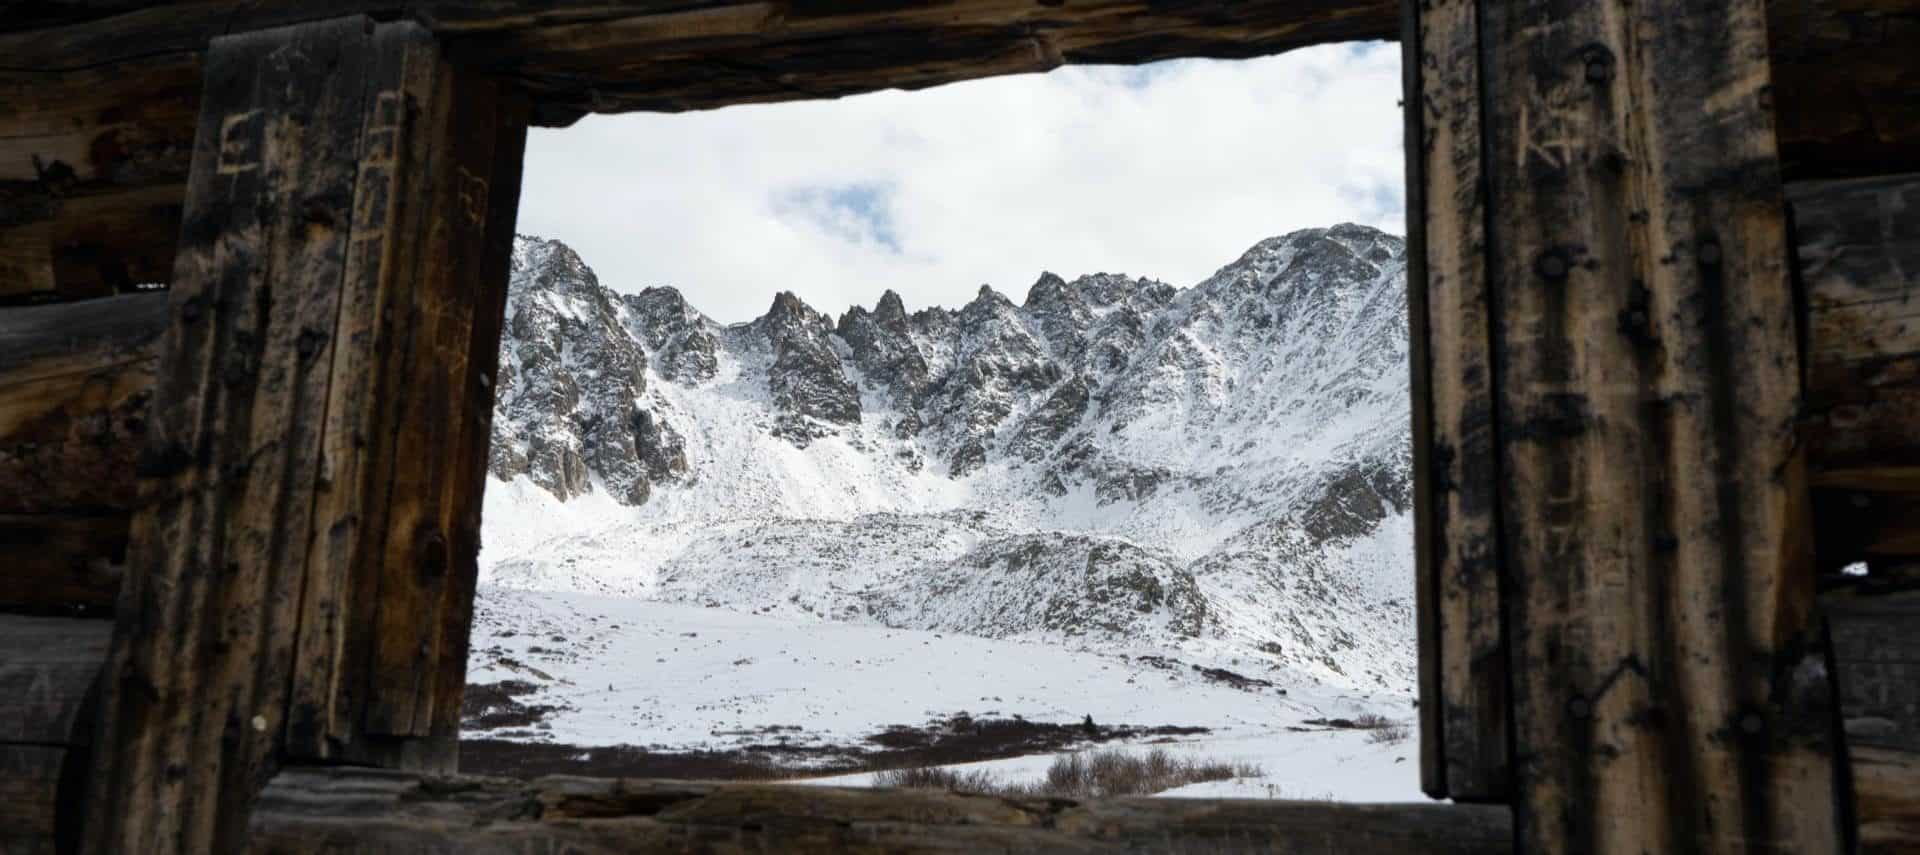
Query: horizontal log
xmin=0 ymin=1 xmax=1900 ymax=303
xmin=1853 ymin=745 xmax=1920 ymax=855
xmin=0 ymin=293 xmax=158 ymax=613
xmin=0 ymin=614 xmax=109 ymax=745
xmin=248 ymin=767 xmax=1514 ymax=854
xmin=1791 ymin=173 xmax=1920 ymax=572
xmin=0 ymin=744 xmax=68 ymax=855
xmin=1827 ymin=591 xmax=1920 ymax=853
xmin=0 ymin=54 xmax=196 ymax=303
xmin=1795 ymin=172 xmax=1920 ymax=484
xmin=0 ymin=513 xmax=126 ymax=615
xmin=0 ymin=291 xmax=166 ymax=515
xmin=1770 ymin=0 xmax=1920 ymax=180
xmin=0 ymin=1 xmax=1900 ymax=152
xmin=457 ymin=1 xmax=1399 ymax=123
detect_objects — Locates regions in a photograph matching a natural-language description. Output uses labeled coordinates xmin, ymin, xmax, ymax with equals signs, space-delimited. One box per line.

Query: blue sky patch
xmin=774 ymin=183 xmax=902 ymax=253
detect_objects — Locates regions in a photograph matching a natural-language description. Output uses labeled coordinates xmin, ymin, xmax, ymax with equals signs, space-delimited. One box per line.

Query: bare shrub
xmin=1035 ymin=748 xmax=1262 ymax=797
xmin=876 ymin=749 xmax=1261 ymax=798
xmin=871 ymin=765 xmax=1002 ymax=793
xmin=1364 ymin=723 xmax=1410 ymax=745
xmin=1350 ymin=713 xmax=1409 ymax=745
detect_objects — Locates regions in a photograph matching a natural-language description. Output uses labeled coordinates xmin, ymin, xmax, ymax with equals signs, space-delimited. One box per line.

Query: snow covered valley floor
xmin=460 ymin=588 xmax=1427 ymax=802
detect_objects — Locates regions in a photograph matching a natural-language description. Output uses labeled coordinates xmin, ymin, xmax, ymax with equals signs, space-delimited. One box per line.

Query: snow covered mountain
xmin=480 ymin=223 xmax=1414 ymax=694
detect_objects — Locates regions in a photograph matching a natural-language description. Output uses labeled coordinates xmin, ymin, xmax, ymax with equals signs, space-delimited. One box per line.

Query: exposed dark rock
xmin=759 ymin=291 xmax=862 ymax=440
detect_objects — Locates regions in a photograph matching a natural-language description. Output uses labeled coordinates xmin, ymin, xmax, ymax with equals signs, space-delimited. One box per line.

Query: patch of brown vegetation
xmin=458 ymin=715 xmax=1212 ymax=780
xmin=873 ymin=748 xmax=1263 ymax=797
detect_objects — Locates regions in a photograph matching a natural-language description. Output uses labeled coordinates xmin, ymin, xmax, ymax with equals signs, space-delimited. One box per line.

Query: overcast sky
xmin=515 ymin=42 xmax=1403 ymax=324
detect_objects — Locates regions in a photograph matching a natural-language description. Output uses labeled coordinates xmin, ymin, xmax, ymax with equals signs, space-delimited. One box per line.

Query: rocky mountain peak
xmin=491 ymin=223 xmax=1406 ymax=514
xmin=1024 ymin=272 xmax=1072 ymax=309
xmin=873 ymin=289 xmax=909 ymax=326
xmin=753 ymin=290 xmax=862 ymax=443
xmin=484 ymin=223 xmax=1417 ymax=693
xmin=624 ymin=286 xmax=719 ymax=384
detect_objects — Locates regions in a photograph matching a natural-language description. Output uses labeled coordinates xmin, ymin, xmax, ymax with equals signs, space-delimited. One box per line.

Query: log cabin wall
xmin=0 ymin=0 xmax=1916 ymax=852
xmin=1404 ymin=0 xmax=1920 ymax=852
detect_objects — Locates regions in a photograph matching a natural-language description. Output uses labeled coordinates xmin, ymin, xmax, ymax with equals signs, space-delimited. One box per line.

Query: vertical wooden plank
xmin=287 ymin=22 xmax=442 ymax=765
xmin=1476 ymin=0 xmax=1841 ymax=851
xmin=83 ymin=17 xmax=377 ymax=854
xmin=360 ymin=56 xmax=497 ymax=741
xmin=284 ymin=24 xmax=529 ymax=768
xmin=1409 ymin=0 xmax=1509 ymax=802
xmin=423 ymin=88 xmax=530 ymax=763
xmin=1402 ymin=0 xmax=1444 ymax=800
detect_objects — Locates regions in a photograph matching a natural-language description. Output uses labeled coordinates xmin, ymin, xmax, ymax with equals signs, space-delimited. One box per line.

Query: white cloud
xmin=515 ymin=43 xmax=1404 ymax=323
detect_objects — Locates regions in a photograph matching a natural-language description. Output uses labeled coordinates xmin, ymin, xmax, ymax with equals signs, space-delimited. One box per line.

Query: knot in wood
xmin=1581 ymin=44 xmax=1614 ymax=84
xmin=415 ymin=527 xmax=450 ymax=581
xmin=1535 ymin=249 xmax=1571 ymax=282
xmin=300 ymin=197 xmax=336 ymax=227
xmin=1567 ymin=695 xmax=1593 ymax=720
xmin=1697 ymin=237 xmax=1723 ymax=266
xmin=223 ymin=356 xmax=253 ymax=387
xmin=32 ymin=156 xmax=78 ymax=195
xmin=1829 ymin=404 xmax=1867 ymax=429
xmin=296 ymin=328 xmax=327 ymax=361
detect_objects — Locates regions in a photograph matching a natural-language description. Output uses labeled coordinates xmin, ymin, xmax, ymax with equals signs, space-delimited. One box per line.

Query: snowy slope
xmin=467 ymin=588 xmax=1422 ymax=801
xmin=479 ymin=224 xmax=1415 ymax=706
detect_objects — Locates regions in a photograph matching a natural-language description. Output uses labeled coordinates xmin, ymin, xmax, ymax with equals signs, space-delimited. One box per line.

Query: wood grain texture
xmin=245 ymin=767 xmax=1515 ymax=854
xmin=1794 ymin=174 xmax=1920 ymax=578
xmin=0 ymin=614 xmax=109 ymax=745
xmin=1793 ymin=173 xmax=1920 ymax=487
xmin=1402 ymin=0 xmax=1442 ymax=801
xmin=0 ymin=54 xmax=197 ymax=303
xmin=1405 ymin=0 xmax=1506 ymax=804
xmin=1472 ymin=0 xmax=1840 ymax=850
xmin=78 ymin=15 xmax=530 ymax=851
xmin=1770 ymin=0 xmax=1920 ymax=180
xmin=284 ymin=26 xmax=529 ymax=770
xmin=0 ymin=1 xmax=1898 ymax=137
xmin=0 ymin=618 xmax=105 ymax=855
xmin=0 ymin=513 xmax=127 ymax=615
xmin=0 ymin=293 xmax=166 ymax=615
xmin=83 ymin=17 xmax=385 ymax=854
xmin=1827 ymin=591 xmax=1920 ymax=853
xmin=0 ymin=745 xmax=70 ymax=855
xmin=0 ymin=292 xmax=167 ymax=516
xmin=0 ymin=1 xmax=1398 ymax=119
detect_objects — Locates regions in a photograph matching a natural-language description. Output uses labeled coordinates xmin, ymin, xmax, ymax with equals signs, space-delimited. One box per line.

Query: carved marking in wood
xmin=216 ymin=109 xmax=263 ymax=174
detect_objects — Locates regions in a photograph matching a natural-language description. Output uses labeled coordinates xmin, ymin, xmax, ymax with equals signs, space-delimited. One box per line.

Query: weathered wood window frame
xmin=2 ymin=1 xmax=1916 ymax=852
